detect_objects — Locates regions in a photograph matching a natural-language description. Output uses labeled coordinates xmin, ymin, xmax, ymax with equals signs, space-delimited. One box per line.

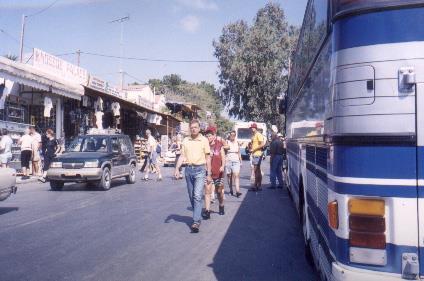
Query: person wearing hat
xmin=203 ymin=125 xmax=226 ymax=219
xmin=175 ymin=119 xmax=211 ymax=233
xmin=269 ymin=131 xmax=285 ymax=189
xmin=250 ymin=123 xmax=266 ymax=191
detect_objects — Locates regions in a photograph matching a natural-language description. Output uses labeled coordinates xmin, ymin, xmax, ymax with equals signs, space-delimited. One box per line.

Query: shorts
xmin=252 ymin=155 xmax=262 ymax=166
xmin=149 ymin=151 xmax=158 ymax=165
xmin=32 ymin=149 xmax=40 ymax=162
xmin=21 ymin=150 xmax=32 ymax=169
xmin=0 ymin=153 xmax=12 ymax=165
xmin=205 ymin=177 xmax=224 ymax=187
xmin=226 ymin=161 xmax=241 ymax=174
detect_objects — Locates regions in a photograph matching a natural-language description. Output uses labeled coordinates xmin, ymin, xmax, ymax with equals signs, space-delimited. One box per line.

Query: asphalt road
xmin=0 ymin=160 xmax=318 ymax=281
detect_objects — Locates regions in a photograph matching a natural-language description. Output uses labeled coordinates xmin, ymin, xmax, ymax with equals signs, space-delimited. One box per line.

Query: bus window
xmin=332 ymin=0 xmax=423 ymax=18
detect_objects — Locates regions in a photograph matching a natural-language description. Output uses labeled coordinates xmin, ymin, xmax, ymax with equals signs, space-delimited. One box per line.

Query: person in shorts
xmin=249 ymin=123 xmax=266 ymax=192
xmin=29 ymin=126 xmax=42 ymax=176
xmin=0 ymin=129 xmax=13 ymax=168
xmin=202 ymin=126 xmax=226 ymax=219
xmin=226 ymin=130 xmax=242 ymax=197
xmin=18 ymin=128 xmax=33 ymax=179
xmin=143 ymin=129 xmax=162 ymax=181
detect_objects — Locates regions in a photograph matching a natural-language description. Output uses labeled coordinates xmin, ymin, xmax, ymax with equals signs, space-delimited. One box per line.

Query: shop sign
xmin=87 ymin=75 xmax=125 ymax=99
xmin=33 ymin=48 xmax=89 ymax=85
xmin=88 ymin=75 xmax=106 ymax=92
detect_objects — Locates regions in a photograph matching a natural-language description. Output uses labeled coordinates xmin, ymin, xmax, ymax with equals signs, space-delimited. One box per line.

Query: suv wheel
xmin=50 ymin=181 xmax=64 ymax=191
xmin=126 ymin=163 xmax=136 ymax=184
xmin=99 ymin=167 xmax=111 ymax=191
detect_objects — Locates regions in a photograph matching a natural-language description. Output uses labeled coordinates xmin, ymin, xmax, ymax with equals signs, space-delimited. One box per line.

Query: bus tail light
xmin=328 ymin=201 xmax=339 ymax=229
xmin=348 ymin=198 xmax=386 ymax=263
xmin=349 ymin=215 xmax=385 ymax=233
xmin=348 ymin=198 xmax=385 ymax=216
xmin=349 ymin=231 xmax=386 ymax=249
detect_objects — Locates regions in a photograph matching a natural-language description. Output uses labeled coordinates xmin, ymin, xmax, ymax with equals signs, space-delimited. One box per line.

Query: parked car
xmin=0 ymin=168 xmax=17 ymax=201
xmin=47 ymin=134 xmax=137 ymax=191
xmin=163 ymin=150 xmax=187 ymax=167
xmin=163 ymin=150 xmax=177 ymax=167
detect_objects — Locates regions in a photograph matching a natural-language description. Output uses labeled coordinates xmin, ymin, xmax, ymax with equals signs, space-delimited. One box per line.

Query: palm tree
xmin=4 ymin=54 xmax=18 ymax=61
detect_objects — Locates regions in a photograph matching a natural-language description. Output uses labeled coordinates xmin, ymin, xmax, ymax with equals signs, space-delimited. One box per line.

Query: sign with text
xmin=33 ymin=48 xmax=89 ymax=85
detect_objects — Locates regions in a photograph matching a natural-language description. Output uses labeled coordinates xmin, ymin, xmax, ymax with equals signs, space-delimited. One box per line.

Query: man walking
xmin=203 ymin=126 xmax=226 ymax=220
xmin=249 ymin=123 xmax=265 ymax=192
xmin=175 ymin=120 xmax=211 ymax=233
xmin=143 ymin=129 xmax=162 ymax=181
xmin=226 ymin=130 xmax=242 ymax=197
xmin=269 ymin=132 xmax=285 ymax=189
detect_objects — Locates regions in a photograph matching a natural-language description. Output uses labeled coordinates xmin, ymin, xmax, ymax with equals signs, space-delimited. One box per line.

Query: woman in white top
xmin=18 ymin=128 xmax=33 ymax=179
xmin=225 ymin=131 xmax=242 ymax=197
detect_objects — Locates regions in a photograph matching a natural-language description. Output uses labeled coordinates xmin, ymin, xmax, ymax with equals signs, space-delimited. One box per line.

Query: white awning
xmin=0 ymin=57 xmax=83 ymax=100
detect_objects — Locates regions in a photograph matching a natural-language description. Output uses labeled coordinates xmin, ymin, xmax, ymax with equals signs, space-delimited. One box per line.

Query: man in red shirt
xmin=203 ymin=126 xmax=226 ymax=219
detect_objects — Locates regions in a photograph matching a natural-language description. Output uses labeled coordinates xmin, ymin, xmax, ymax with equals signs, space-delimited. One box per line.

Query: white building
xmin=125 ymin=84 xmax=154 ymax=110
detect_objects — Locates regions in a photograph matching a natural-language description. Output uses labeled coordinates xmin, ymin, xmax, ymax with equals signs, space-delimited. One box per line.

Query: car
xmin=163 ymin=150 xmax=176 ymax=167
xmin=0 ymin=168 xmax=17 ymax=201
xmin=47 ymin=134 xmax=137 ymax=191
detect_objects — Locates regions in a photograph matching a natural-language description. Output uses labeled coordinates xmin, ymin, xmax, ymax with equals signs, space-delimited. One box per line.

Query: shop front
xmin=0 ymin=56 xmax=84 ymax=171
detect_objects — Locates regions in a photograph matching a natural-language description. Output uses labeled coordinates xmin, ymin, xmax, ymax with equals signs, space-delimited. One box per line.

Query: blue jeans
xmin=185 ymin=165 xmax=206 ymax=223
xmin=270 ymin=155 xmax=284 ymax=187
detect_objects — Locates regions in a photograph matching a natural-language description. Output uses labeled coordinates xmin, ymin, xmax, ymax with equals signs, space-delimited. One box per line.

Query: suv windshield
xmin=67 ymin=136 xmax=110 ymax=152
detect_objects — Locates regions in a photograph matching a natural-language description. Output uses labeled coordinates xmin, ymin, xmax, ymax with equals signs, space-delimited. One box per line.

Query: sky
xmin=0 ymin=0 xmax=307 ymax=87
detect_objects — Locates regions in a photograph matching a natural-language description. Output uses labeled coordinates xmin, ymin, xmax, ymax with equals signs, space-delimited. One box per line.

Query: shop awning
xmin=0 ymin=57 xmax=83 ymax=100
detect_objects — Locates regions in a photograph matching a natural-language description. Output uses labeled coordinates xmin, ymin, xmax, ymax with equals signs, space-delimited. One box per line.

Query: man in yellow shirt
xmin=175 ymin=120 xmax=211 ymax=233
xmin=250 ymin=123 xmax=266 ymax=191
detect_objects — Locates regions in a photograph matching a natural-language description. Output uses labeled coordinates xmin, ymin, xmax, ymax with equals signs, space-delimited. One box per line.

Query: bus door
xmin=416 ymin=79 xmax=424 ymax=278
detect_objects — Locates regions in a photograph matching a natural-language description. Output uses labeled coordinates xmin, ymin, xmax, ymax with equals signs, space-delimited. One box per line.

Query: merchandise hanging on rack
xmin=43 ymin=96 xmax=53 ymax=117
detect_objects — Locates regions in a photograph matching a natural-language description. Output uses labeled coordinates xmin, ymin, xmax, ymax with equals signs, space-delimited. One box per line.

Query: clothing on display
xmin=82 ymin=96 xmax=89 ymax=107
xmin=95 ymin=111 xmax=104 ymax=130
xmin=111 ymin=102 xmax=121 ymax=117
xmin=94 ymin=97 xmax=103 ymax=112
xmin=44 ymin=96 xmax=53 ymax=117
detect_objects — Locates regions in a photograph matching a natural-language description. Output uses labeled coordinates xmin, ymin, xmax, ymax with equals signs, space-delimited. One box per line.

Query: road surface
xmin=0 ymin=160 xmax=318 ymax=281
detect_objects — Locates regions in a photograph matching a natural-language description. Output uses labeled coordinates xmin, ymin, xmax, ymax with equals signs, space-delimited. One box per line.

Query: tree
xmin=4 ymin=54 xmax=18 ymax=61
xmin=213 ymin=3 xmax=298 ymax=129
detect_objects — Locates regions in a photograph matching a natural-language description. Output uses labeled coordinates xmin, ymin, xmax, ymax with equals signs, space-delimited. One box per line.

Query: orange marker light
xmin=328 ymin=200 xmax=339 ymax=229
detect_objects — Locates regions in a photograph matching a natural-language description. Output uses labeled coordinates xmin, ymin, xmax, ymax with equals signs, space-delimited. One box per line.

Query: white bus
xmin=282 ymin=0 xmax=424 ymax=280
xmin=233 ymin=121 xmax=267 ymax=160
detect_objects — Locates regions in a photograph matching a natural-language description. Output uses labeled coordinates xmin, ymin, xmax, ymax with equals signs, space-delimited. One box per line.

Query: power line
xmin=27 ymin=0 xmax=61 ymax=18
xmin=80 ymin=51 xmax=218 ymax=63
xmin=0 ymin=28 xmax=33 ymax=50
xmin=125 ymin=72 xmax=147 ymax=84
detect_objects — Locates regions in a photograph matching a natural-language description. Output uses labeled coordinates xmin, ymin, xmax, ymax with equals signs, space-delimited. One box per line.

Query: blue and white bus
xmin=283 ymin=1 xmax=424 ymax=280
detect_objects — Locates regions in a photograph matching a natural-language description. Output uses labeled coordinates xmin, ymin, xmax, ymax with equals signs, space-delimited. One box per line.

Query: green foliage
xmin=148 ymin=75 xmax=233 ymax=135
xmin=213 ymin=3 xmax=299 ymax=130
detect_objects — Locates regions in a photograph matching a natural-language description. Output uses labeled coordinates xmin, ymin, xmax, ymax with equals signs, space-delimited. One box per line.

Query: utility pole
xmin=76 ymin=49 xmax=81 ymax=66
xmin=19 ymin=14 xmax=27 ymax=63
xmin=109 ymin=15 xmax=130 ymax=90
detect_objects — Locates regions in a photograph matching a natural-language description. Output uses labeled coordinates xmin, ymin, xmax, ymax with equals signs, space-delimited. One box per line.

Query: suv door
xmin=118 ymin=137 xmax=131 ymax=175
xmin=111 ymin=137 xmax=123 ymax=177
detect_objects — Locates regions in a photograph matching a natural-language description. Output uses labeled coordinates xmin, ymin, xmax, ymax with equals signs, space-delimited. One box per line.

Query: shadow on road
xmin=0 ymin=207 xmax=19 ymax=216
xmin=209 ymin=184 xmax=318 ymax=281
xmin=164 ymin=214 xmax=192 ymax=229
xmin=48 ymin=179 xmax=130 ymax=192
